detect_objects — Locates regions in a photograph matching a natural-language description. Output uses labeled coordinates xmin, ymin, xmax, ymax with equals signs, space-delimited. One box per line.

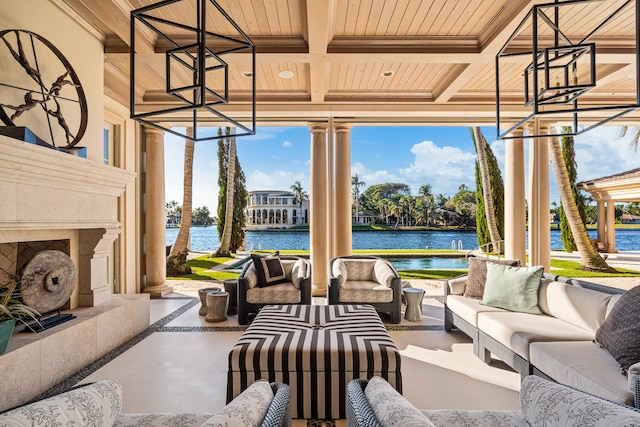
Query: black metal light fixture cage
xmin=496 ymin=0 xmax=640 ymax=139
xmin=130 ymin=0 xmax=255 ymax=142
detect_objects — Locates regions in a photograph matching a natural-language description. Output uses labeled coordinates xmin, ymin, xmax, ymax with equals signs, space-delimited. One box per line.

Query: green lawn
xmin=167 ymin=252 xmax=640 ymax=282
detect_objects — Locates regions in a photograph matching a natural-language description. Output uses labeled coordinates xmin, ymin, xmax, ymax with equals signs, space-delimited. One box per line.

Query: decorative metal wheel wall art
xmin=0 ymin=29 xmax=87 ymax=148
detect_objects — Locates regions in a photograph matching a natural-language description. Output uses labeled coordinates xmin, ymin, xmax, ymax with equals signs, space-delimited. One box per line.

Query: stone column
xmin=606 ymin=201 xmax=617 ymax=253
xmin=309 ymin=123 xmax=329 ymax=296
xmin=528 ymin=122 xmax=550 ymax=270
xmin=597 ymin=200 xmax=606 ymax=244
xmin=333 ymin=123 xmax=353 ymax=257
xmin=142 ymin=126 xmax=172 ymax=297
xmin=504 ymin=128 xmax=527 ymax=264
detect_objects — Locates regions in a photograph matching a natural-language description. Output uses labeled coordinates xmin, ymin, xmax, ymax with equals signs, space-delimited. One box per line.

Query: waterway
xmin=166 ymin=227 xmax=640 ymax=252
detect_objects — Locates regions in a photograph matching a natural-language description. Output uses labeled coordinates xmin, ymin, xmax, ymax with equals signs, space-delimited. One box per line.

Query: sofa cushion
xmin=537 ymin=280 xmax=612 ymax=333
xmin=251 ymin=252 xmax=288 ymax=287
xmin=202 ymin=379 xmax=273 ymax=427
xmin=244 ymin=264 xmax=259 ymax=288
xmin=481 ymin=264 xmax=543 ymax=314
xmin=477 ymin=312 xmax=595 ymax=360
xmin=420 ymin=409 xmax=528 ymax=427
xmin=364 ymin=376 xmax=435 ymax=427
xmin=446 ymin=294 xmax=506 ymax=327
xmin=0 ymin=379 xmax=122 ymax=427
xmin=246 ymin=282 xmax=301 ymax=304
xmin=464 ymin=257 xmax=520 ymax=299
xmin=339 ymin=281 xmax=393 ymax=303
xmin=529 ymin=341 xmax=633 ymax=406
xmin=520 ymin=375 xmax=640 ymax=426
xmin=596 ymin=285 xmax=640 ymax=374
xmin=290 ymin=259 xmax=306 ymax=289
xmin=115 ymin=413 xmax=213 ymax=426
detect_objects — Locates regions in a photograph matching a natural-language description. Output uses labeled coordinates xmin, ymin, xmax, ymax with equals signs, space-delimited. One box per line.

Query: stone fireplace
xmin=0 ymin=134 xmax=134 ymax=308
xmin=0 ymin=134 xmax=150 ymax=411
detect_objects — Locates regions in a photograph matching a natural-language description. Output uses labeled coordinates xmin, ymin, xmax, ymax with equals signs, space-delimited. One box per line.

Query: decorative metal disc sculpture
xmin=20 ymin=250 xmax=77 ymax=314
xmin=0 ymin=29 xmax=87 ymax=148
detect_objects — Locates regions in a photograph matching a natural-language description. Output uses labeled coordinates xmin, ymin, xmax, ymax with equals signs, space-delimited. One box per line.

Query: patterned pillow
xmin=595 ymin=285 xmax=640 ymax=374
xmin=202 ymin=379 xmax=273 ymax=427
xmin=251 ymin=252 xmax=287 ymax=288
xmin=464 ymin=257 xmax=520 ymax=299
xmin=332 ymin=258 xmax=348 ymax=286
xmin=0 ymin=379 xmax=122 ymax=426
xmin=364 ymin=376 xmax=435 ymax=427
xmin=520 ymin=375 xmax=640 ymax=426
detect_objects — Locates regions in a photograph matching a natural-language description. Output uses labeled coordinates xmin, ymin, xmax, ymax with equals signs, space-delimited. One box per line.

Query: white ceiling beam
xmin=304 ymin=0 xmax=334 ymax=103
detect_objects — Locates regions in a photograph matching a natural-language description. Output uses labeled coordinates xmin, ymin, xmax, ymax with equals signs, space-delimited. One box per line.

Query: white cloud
xmin=282 ymin=140 xmax=293 ymax=147
xmin=399 ymin=140 xmax=477 ymax=196
xmin=246 ymin=170 xmax=308 ymax=192
xmin=350 ymin=162 xmax=403 ymax=188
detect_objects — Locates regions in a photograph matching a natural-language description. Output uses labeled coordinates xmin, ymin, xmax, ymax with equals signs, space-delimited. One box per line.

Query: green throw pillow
xmin=480 ymin=263 xmax=544 ymax=314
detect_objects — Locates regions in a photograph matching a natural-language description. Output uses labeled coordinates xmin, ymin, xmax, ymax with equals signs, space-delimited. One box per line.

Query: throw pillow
xmin=364 ymin=376 xmax=435 ymax=427
xmin=464 ymin=257 xmax=520 ymax=299
xmin=251 ymin=252 xmax=287 ymax=287
xmin=595 ymin=285 xmax=640 ymax=374
xmin=480 ymin=263 xmax=544 ymax=314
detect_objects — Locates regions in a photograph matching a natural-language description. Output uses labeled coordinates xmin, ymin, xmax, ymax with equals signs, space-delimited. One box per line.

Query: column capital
xmin=334 ymin=123 xmax=352 ymax=133
xmin=143 ymin=125 xmax=166 ymax=139
xmin=509 ymin=127 xmax=525 ymax=138
xmin=308 ymin=122 xmax=329 ymax=133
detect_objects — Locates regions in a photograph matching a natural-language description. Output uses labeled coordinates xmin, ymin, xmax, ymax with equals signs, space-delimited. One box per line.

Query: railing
xmin=465 ymin=240 xmax=506 ymax=259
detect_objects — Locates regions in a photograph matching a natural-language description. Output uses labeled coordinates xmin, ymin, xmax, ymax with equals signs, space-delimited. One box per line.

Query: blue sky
xmin=164 ymin=125 xmax=639 ymax=214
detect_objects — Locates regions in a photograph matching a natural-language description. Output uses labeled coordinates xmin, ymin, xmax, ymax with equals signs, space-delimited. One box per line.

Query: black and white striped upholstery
xmin=227 ymin=304 xmax=402 ymax=420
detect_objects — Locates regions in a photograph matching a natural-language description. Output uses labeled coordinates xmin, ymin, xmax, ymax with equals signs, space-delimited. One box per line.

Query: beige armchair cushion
xmin=374 ymin=259 xmax=396 ymax=288
xmin=344 ymin=259 xmax=376 ymax=281
xmin=202 ymin=379 xmax=273 ymax=427
xmin=246 ymin=283 xmax=301 ymax=304
xmin=244 ymin=264 xmax=259 ymax=289
xmin=332 ymin=258 xmax=348 ymax=286
xmin=289 ymin=259 xmax=306 ymax=289
xmin=339 ymin=281 xmax=393 ymax=303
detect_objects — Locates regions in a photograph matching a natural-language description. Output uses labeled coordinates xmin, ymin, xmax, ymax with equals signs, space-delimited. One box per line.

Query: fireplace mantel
xmin=0 ymin=134 xmax=136 ymax=308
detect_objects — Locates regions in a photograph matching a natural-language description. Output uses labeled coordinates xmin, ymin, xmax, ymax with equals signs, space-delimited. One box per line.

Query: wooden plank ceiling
xmin=56 ymin=0 xmax=640 ymax=127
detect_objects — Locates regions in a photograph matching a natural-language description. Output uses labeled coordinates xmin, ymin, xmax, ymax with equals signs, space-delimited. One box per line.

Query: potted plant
xmin=0 ymin=272 xmax=40 ymax=354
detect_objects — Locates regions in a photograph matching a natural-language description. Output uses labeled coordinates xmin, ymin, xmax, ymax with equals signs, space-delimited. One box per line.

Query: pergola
xmin=578 ymin=167 xmax=640 ymax=252
xmin=51 ymin=0 xmax=640 ymax=294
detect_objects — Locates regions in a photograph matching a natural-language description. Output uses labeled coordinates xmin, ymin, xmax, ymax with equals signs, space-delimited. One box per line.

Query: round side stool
xmin=198 ymin=287 xmax=221 ymax=316
xmin=403 ymin=288 xmax=425 ymax=322
xmin=205 ymin=291 xmax=229 ymax=323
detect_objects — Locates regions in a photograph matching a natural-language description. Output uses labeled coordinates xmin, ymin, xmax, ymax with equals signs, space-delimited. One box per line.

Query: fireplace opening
xmin=0 ymin=240 xmax=77 ymax=332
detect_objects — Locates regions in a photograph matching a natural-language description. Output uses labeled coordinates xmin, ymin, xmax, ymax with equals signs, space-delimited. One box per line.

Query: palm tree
xmin=549 ymin=133 xmax=616 ymax=272
xmin=472 ymin=127 xmax=502 ymax=253
xmin=376 ymin=198 xmax=390 ymax=224
xmin=290 ymin=181 xmax=308 ymax=225
xmin=169 ymin=127 xmax=195 ymax=258
xmin=215 ymin=127 xmax=236 ymax=257
xmin=351 ymin=174 xmax=366 ymax=224
xmin=418 ymin=184 xmax=434 ymax=227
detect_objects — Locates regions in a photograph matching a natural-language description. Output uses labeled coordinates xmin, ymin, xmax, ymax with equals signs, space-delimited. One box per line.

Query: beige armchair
xmin=237 ymin=254 xmax=311 ymax=325
xmin=328 ymin=255 xmax=402 ymax=324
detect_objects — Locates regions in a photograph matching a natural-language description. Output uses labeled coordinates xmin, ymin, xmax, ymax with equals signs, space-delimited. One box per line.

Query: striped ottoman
xmin=226 ymin=304 xmax=402 ymax=420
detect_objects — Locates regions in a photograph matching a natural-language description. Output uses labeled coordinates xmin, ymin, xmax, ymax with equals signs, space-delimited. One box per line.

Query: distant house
xmin=352 ymin=212 xmax=378 ymax=225
xmin=621 ymin=213 xmax=640 ymax=223
xmin=245 ymin=190 xmax=310 ymax=230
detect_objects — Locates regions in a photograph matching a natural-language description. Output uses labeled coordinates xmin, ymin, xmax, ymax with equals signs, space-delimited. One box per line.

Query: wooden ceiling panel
xmin=58 ymin=0 xmax=640 ymax=125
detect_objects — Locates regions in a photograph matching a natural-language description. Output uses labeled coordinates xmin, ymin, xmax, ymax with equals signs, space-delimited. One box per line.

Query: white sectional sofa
xmin=444 ymin=270 xmax=639 ymax=407
xmin=0 ymin=379 xmax=291 ymax=427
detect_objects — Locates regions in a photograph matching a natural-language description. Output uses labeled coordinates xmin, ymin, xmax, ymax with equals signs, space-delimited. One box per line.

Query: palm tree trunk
xmin=474 ymin=127 xmax=502 ymax=253
xmin=169 ymin=128 xmax=195 ymax=257
xmin=549 ymin=135 xmax=616 ymax=272
xmin=216 ymin=128 xmax=236 ymax=257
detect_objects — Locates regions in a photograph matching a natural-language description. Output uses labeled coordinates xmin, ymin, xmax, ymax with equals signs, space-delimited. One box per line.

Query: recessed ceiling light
xmin=242 ymin=71 xmax=253 ymax=78
xmin=279 ymin=70 xmax=294 ymax=79
xmin=381 ymin=70 xmax=394 ymax=78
